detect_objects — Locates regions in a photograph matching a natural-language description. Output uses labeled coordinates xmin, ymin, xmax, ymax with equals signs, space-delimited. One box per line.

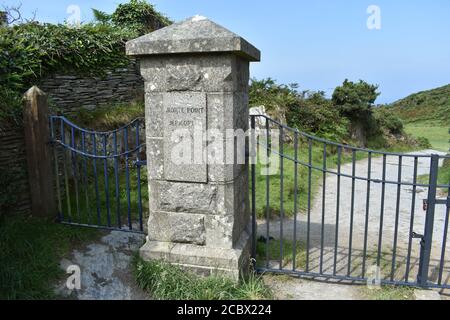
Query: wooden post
xmin=23 ymin=86 xmax=57 ymax=218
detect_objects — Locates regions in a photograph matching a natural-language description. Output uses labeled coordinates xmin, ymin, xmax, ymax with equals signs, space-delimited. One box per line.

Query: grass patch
xmin=418 ymin=158 xmax=450 ymax=188
xmin=405 ymin=123 xmax=449 ymax=152
xmin=363 ymin=248 xmax=404 ymax=276
xmin=133 ymin=256 xmax=272 ymax=300
xmin=256 ymin=238 xmax=306 ymax=270
xmin=72 ymin=102 xmax=145 ymax=131
xmin=0 ymin=215 xmax=100 ymax=300
xmin=361 ymin=285 xmax=415 ymax=300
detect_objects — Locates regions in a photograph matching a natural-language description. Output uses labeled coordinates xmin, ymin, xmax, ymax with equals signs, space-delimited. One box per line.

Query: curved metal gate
xmin=49 ymin=116 xmax=146 ymax=234
xmin=250 ymin=114 xmax=450 ymax=289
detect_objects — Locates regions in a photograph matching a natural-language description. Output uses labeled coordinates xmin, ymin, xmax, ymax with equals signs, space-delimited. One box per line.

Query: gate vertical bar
xmin=292 ymin=131 xmax=299 ymax=271
xmin=405 ymin=157 xmax=418 ymax=282
xmin=333 ymin=146 xmax=342 ymax=275
xmin=320 ymin=143 xmax=327 ymax=274
xmin=265 ymin=118 xmax=270 ymax=268
xmin=102 ymin=135 xmax=111 ymax=227
xmin=279 ymin=126 xmax=284 ymax=270
xmin=250 ymin=115 xmax=257 ymax=267
xmin=306 ymin=139 xmax=312 ymax=272
xmin=391 ymin=156 xmax=403 ymax=281
xmin=417 ymin=154 xmax=439 ymax=287
xmin=347 ymin=149 xmax=356 ymax=276
xmin=135 ymin=121 xmax=144 ymax=232
xmin=362 ymin=152 xmax=372 ymax=278
xmin=377 ymin=154 xmax=387 ymax=268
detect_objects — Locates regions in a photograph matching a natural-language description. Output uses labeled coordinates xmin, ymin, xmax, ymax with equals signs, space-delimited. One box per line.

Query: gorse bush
xmin=373 ymin=107 xmax=404 ymax=135
xmin=249 ymin=78 xmax=299 ymax=122
xmin=286 ymin=91 xmax=350 ymax=142
xmin=93 ymin=0 xmax=171 ymax=35
xmin=250 ymin=78 xmax=412 ymax=149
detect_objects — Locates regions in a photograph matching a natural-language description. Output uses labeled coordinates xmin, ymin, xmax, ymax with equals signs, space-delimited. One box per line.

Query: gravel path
xmin=258 ymin=149 xmax=450 ymax=286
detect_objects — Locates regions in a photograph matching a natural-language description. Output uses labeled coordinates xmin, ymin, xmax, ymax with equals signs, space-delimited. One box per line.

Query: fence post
xmin=23 ymin=86 xmax=57 ymax=218
xmin=417 ymin=154 xmax=439 ymax=287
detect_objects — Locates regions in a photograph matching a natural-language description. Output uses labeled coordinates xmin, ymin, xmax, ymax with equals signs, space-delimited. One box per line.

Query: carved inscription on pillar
xmin=163 ymin=92 xmax=207 ymax=183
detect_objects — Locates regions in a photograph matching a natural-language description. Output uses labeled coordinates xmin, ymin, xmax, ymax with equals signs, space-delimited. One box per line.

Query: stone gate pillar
xmin=126 ymin=16 xmax=260 ymax=278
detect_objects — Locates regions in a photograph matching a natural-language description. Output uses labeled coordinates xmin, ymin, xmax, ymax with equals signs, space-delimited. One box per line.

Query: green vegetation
xmin=74 ymin=101 xmax=145 ymax=130
xmin=405 ymin=123 xmax=447 ymax=152
xmin=0 ymin=0 xmax=169 ymax=125
xmin=256 ymin=238 xmax=306 ymax=269
xmin=92 ymin=0 xmax=172 ymax=35
xmin=361 ymin=285 xmax=414 ymax=300
xmin=332 ymin=79 xmax=380 ymax=146
xmin=61 ymin=157 xmax=149 ymax=228
xmin=0 ymin=215 xmax=100 ymax=299
xmin=250 ymin=78 xmax=420 ymax=149
xmin=389 ymin=84 xmax=450 ymax=154
xmin=391 ymin=84 xmax=450 ymax=126
xmin=418 ymin=158 xmax=450 ymax=186
xmin=133 ymin=257 xmax=272 ymax=300
xmin=363 ymin=248 xmax=402 ymax=275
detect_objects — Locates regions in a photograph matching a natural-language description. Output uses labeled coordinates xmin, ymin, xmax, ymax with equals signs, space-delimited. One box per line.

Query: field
xmin=404 ymin=122 xmax=448 ymax=152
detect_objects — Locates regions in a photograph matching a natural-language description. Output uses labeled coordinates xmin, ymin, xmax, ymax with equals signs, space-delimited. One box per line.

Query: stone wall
xmin=0 ymin=58 xmax=144 ymax=217
xmin=0 ymin=125 xmax=30 ymax=216
xmin=38 ymin=59 xmax=144 ymax=115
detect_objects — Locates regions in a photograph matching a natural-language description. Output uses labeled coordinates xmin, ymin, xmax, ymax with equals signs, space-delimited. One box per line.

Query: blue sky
xmin=3 ymin=0 xmax=450 ymax=103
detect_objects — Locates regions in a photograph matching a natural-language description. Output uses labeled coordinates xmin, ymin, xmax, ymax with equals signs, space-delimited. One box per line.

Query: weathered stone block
xmin=145 ymin=93 xmax=163 ymax=138
xmin=148 ymin=211 xmax=206 ymax=245
xmin=146 ymin=138 xmax=164 ymax=180
xmin=149 ymin=181 xmax=218 ymax=214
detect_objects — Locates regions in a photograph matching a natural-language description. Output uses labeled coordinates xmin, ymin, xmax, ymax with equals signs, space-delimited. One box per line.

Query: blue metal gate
xmin=250 ymin=114 xmax=450 ymax=289
xmin=49 ymin=116 xmax=146 ymax=234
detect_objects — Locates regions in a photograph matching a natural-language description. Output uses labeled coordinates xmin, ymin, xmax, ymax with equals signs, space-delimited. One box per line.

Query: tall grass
xmin=133 ymin=256 xmax=272 ymax=300
xmin=0 ymin=215 xmax=100 ymax=299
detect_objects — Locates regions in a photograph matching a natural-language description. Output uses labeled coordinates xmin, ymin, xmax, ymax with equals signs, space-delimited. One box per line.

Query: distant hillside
xmin=390 ymin=84 xmax=450 ymax=125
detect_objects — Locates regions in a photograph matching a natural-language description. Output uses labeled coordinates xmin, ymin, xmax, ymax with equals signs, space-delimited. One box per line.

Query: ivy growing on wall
xmin=0 ymin=0 xmax=171 ymax=125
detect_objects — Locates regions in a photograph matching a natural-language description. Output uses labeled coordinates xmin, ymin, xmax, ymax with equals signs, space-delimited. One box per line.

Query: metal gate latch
xmin=423 ymin=199 xmax=428 ymax=211
xmin=411 ymin=232 xmax=424 ymax=240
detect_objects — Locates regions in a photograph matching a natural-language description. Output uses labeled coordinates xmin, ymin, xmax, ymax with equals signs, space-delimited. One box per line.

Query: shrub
xmin=93 ymin=0 xmax=172 ymax=35
xmin=249 ymin=78 xmax=299 ymax=121
xmin=0 ymin=23 xmax=134 ymax=92
xmin=0 ymin=85 xmax=23 ymax=126
xmin=287 ymin=91 xmax=350 ymax=142
xmin=332 ymin=79 xmax=380 ymax=146
xmin=373 ymin=107 xmax=404 ymax=135
xmin=415 ymin=136 xmax=432 ymax=149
